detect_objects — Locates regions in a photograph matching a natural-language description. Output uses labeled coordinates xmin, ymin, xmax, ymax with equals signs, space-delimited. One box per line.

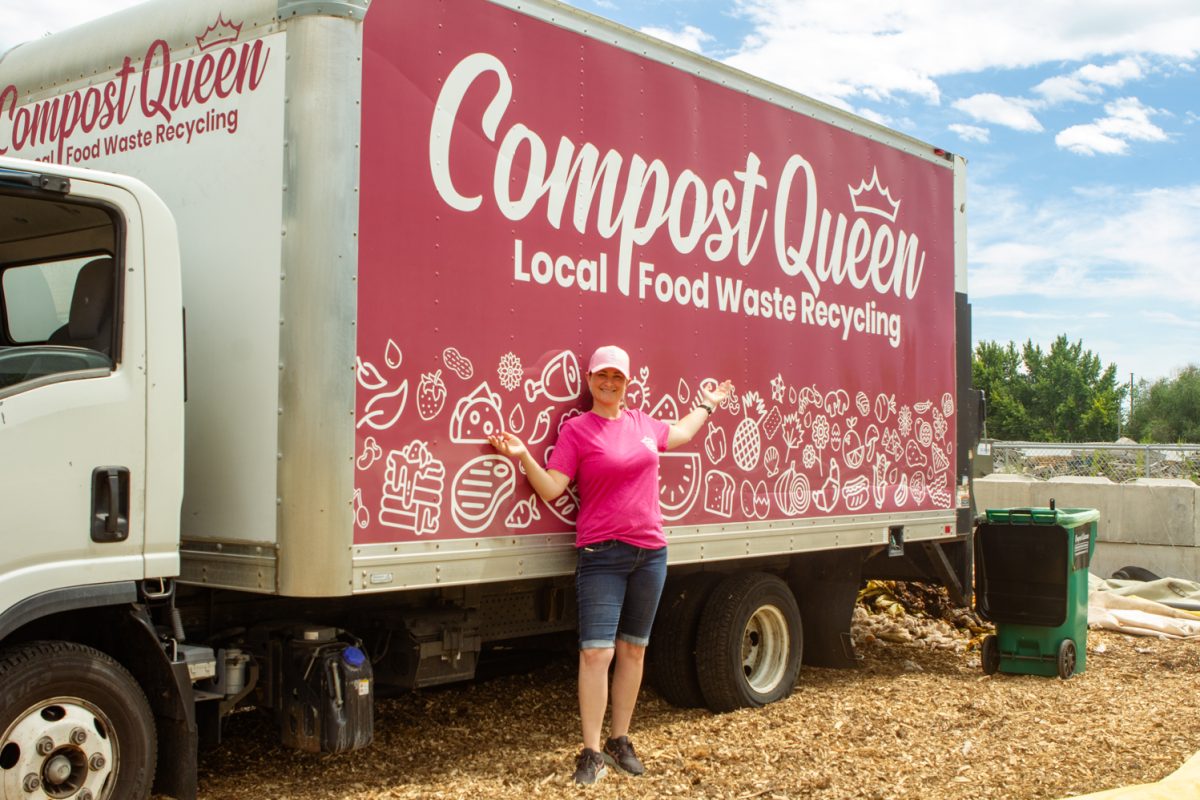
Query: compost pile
xmin=854 ymin=580 xmax=989 ymax=651
xmin=183 ymin=588 xmax=1200 ymax=800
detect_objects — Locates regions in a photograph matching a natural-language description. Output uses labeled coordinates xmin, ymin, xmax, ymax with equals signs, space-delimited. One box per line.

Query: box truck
xmin=0 ymin=0 xmax=978 ymax=796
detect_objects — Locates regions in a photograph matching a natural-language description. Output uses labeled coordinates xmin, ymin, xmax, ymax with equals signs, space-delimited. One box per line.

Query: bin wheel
xmin=1056 ymin=639 xmax=1077 ymax=679
xmin=981 ymin=635 xmax=1000 ymax=675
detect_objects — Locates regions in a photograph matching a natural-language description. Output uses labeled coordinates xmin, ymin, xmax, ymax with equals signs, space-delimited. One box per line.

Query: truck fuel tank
xmin=278 ymin=628 xmax=374 ymax=754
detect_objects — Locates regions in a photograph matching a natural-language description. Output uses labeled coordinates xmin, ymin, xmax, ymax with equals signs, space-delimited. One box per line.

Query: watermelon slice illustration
xmin=543 ymin=484 xmax=580 ymax=525
xmin=658 ymin=452 xmax=701 ymax=521
xmin=650 ymin=394 xmax=680 ymax=422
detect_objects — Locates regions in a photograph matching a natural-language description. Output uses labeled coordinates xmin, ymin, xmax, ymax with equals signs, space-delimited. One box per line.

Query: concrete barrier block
xmin=1039 ymin=476 xmax=1120 ymax=541
xmin=974 ymin=474 xmax=1036 ymax=511
xmin=1116 ymin=479 xmax=1198 ymax=547
xmin=1092 ymin=541 xmax=1200 ymax=583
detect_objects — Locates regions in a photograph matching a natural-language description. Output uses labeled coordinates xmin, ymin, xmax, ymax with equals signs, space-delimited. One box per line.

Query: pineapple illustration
xmin=732 ymin=390 xmax=766 ymax=472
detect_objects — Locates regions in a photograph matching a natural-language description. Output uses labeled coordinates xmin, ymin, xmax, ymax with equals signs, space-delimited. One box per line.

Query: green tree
xmin=972 ymin=341 xmax=1029 ymax=439
xmin=1127 ymin=365 xmax=1200 ymax=443
xmin=972 ymin=335 xmax=1125 ymax=442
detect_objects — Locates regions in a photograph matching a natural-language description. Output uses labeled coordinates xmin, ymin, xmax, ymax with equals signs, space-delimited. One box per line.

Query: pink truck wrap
xmin=356 ymin=0 xmax=957 ymax=545
xmin=0 ymin=1 xmax=976 ymax=796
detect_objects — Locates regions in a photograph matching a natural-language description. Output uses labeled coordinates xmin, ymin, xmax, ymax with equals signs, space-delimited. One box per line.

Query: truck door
xmin=0 ymin=167 xmax=148 ymax=616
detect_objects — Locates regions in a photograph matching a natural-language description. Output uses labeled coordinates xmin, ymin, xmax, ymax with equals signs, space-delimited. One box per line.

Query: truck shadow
xmin=183 ymin=643 xmax=983 ymax=798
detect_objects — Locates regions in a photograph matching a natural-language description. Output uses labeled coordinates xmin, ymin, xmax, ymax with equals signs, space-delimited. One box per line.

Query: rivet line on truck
xmin=0 ymin=0 xmax=980 ymax=797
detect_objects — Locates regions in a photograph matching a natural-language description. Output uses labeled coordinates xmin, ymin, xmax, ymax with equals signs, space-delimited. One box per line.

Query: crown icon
xmin=196 ymin=15 xmax=243 ymax=51
xmin=848 ymin=168 xmax=901 ymax=223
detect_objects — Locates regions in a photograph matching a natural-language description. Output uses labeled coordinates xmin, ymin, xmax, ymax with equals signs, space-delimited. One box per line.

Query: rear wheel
xmin=1056 ymin=639 xmax=1077 ymax=679
xmin=647 ymin=572 xmax=723 ymax=708
xmin=0 ymin=641 xmax=156 ymax=800
xmin=695 ymin=572 xmax=802 ymax=712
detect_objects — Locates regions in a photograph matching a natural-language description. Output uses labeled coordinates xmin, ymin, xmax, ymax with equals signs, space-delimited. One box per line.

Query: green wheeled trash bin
xmin=974 ymin=505 xmax=1099 ymax=679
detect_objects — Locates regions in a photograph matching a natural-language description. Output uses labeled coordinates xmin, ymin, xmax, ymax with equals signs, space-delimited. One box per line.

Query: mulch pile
xmin=183 ymin=585 xmax=1200 ymax=799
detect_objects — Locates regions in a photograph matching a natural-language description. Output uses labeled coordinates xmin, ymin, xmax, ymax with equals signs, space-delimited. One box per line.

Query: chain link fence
xmin=988 ymin=442 xmax=1200 ymax=485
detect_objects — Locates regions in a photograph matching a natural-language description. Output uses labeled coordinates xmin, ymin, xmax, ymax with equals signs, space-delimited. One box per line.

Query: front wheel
xmin=0 ymin=641 xmax=156 ymax=800
xmin=1056 ymin=639 xmax=1078 ymax=679
xmin=695 ymin=572 xmax=802 ymax=712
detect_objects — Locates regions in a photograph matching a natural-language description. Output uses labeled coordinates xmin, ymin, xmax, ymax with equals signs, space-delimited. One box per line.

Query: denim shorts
xmin=575 ymin=540 xmax=668 ymax=650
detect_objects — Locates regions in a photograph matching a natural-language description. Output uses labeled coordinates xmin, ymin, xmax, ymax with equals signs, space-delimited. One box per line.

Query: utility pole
xmin=1128 ymin=372 xmax=1134 ymax=439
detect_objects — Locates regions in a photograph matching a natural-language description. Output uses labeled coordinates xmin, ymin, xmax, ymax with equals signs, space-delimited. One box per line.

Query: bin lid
xmin=984 ymin=507 xmax=1100 ymax=526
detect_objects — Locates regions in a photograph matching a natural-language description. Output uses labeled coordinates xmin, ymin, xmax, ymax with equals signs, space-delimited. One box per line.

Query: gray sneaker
xmin=573 ymin=747 xmax=607 ymax=785
xmin=603 ymin=736 xmax=645 ymax=776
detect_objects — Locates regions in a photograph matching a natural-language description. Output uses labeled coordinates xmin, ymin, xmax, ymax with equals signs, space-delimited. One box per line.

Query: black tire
xmin=1057 ymin=639 xmax=1077 ymax=679
xmin=695 ymin=572 xmax=802 ymax=713
xmin=1111 ymin=566 xmax=1161 ymax=582
xmin=647 ymin=572 xmax=723 ymax=708
xmin=981 ymin=634 xmax=1000 ymax=675
xmin=0 ymin=641 xmax=156 ymax=800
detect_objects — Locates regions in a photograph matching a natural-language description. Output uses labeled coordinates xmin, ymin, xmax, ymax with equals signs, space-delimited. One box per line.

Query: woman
xmin=488 ymin=345 xmax=733 ymax=785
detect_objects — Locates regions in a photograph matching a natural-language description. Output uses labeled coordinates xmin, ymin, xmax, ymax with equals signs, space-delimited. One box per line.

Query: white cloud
xmin=1032 ymin=76 xmax=1095 ymax=104
xmin=1033 ymin=57 xmax=1146 ymax=104
xmin=970 ymin=182 xmax=1200 ymax=305
xmin=1076 ymin=57 xmax=1145 ymax=87
xmin=856 ymin=107 xmax=892 ymax=126
xmin=1143 ymin=311 xmax=1200 ymax=329
xmin=970 ymin=181 xmax=1200 ymax=379
xmin=952 ymin=94 xmax=1043 ymax=132
xmin=1055 ymin=126 xmax=1130 ymax=155
xmin=973 ymin=309 xmax=1057 ymax=320
xmin=1056 ymin=97 xmax=1168 ymax=155
xmin=948 ymin=124 xmax=989 ymax=143
xmin=0 ymin=0 xmax=144 ymax=53
xmin=720 ymin=1 xmax=1200 ymax=109
xmin=639 ymin=24 xmax=713 ymax=55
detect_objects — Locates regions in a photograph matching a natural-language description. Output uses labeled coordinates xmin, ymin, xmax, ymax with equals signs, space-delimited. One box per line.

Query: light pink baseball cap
xmin=587 ymin=345 xmax=630 ymax=378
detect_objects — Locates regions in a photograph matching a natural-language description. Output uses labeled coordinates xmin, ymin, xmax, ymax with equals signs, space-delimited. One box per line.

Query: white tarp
xmin=1064 ymin=750 xmax=1200 ymax=799
xmin=1088 ymin=574 xmax=1200 ymax=639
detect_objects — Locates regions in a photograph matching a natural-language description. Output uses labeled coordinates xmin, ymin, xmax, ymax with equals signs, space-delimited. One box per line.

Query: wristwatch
xmin=698 ymin=402 xmax=715 ymax=415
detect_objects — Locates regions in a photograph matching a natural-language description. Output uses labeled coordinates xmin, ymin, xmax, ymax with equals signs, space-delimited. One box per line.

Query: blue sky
xmin=4 ymin=0 xmax=1198 ymax=384
xmin=592 ymin=0 xmax=1200 ymax=387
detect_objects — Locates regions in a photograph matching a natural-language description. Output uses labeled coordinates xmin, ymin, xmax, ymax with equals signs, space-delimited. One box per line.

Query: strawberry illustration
xmin=417 ymin=369 xmax=447 ymax=420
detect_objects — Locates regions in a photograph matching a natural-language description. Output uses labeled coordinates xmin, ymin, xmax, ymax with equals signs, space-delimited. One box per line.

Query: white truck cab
xmin=0 ymin=160 xmax=197 ymax=800
xmin=0 ymin=160 xmax=185 ymax=597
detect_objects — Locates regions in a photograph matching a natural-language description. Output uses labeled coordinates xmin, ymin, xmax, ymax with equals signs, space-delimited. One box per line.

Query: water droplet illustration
xmin=508 ymin=404 xmax=526 ymax=433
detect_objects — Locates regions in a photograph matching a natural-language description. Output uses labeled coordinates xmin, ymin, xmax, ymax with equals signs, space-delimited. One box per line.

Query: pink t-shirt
xmin=547 ymin=409 xmax=670 ymax=549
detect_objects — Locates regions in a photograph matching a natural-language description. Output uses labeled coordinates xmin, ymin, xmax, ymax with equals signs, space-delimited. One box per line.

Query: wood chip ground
xmin=183 ymin=611 xmax=1200 ymax=800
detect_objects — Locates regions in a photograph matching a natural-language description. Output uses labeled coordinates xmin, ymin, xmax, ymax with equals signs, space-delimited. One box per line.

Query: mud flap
xmin=155 ymin=661 xmax=200 ymax=800
xmin=788 ymin=549 xmax=868 ymax=669
xmin=120 ymin=606 xmax=199 ymax=800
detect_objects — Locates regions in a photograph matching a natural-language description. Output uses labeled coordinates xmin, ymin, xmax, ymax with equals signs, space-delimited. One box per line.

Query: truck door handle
xmin=92 ymin=467 xmax=130 ymax=543
xmin=105 ymin=471 xmax=121 ymax=534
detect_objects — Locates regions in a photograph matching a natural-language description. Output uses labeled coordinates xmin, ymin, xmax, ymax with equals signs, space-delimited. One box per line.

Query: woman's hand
xmin=488 ymin=431 xmax=527 ymax=459
xmin=490 ymin=431 xmax=570 ymax=501
xmin=701 ymin=379 xmax=735 ymax=408
xmin=668 ymin=379 xmax=737 ymax=450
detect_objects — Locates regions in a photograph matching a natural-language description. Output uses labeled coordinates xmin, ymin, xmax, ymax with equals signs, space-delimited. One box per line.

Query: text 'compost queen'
xmin=428 ymin=53 xmax=929 ymax=301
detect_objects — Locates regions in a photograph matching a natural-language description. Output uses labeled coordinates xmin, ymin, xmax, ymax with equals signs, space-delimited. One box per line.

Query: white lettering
xmin=430 ymin=53 xmax=929 ymax=304
xmin=513 ymin=238 xmax=609 ymax=294
xmin=774 ymin=154 xmax=819 ymax=295
xmin=429 ymin=53 xmax=511 ymax=212
xmin=799 ymin=293 xmax=902 ymax=347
